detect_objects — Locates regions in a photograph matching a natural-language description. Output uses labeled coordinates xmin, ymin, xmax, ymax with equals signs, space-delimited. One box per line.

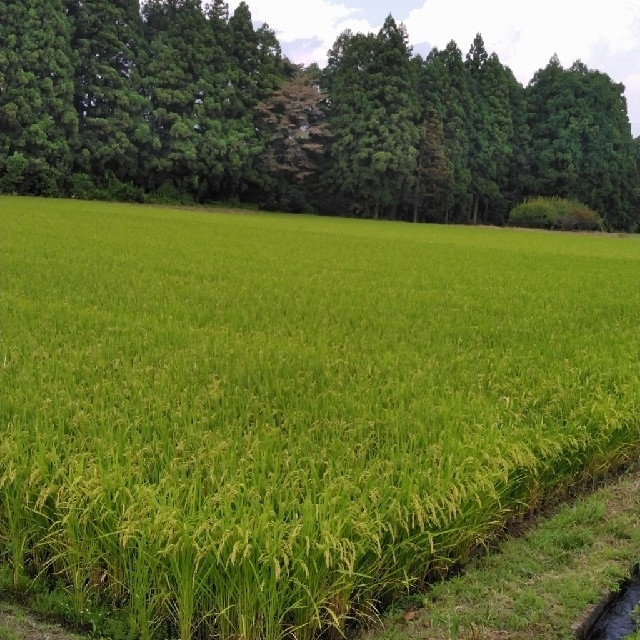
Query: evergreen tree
xmin=0 ymin=0 xmax=78 ymax=195
xmin=421 ymin=42 xmax=473 ymax=222
xmin=409 ymin=106 xmax=452 ymax=223
xmin=139 ymin=0 xmax=284 ymax=200
xmin=324 ymin=30 xmax=376 ymax=215
xmin=68 ymin=0 xmax=150 ymax=192
xmin=325 ymin=16 xmax=419 ymax=219
xmin=527 ymin=55 xmax=584 ymax=199
xmin=220 ymin=3 xmax=285 ymax=197
xmin=370 ymin=16 xmax=420 ymax=219
xmin=227 ymin=3 xmax=284 ymax=106
xmin=206 ymin=0 xmax=229 ymax=23
xmin=465 ymin=35 xmax=514 ymax=224
xmin=503 ymin=68 xmax=533 ymax=217
xmin=141 ymin=0 xmax=228 ymax=197
xmin=527 ymin=57 xmax=640 ymax=230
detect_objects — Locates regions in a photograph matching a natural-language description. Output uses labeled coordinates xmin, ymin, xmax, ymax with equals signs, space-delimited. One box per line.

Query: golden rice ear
xmin=2 ymin=198 xmax=638 ymax=640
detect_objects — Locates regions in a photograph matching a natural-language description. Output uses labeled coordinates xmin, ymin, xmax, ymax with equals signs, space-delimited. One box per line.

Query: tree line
xmin=1 ymin=0 xmax=639 ymax=230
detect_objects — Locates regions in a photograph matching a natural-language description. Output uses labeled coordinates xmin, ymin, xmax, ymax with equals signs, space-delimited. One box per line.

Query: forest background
xmin=1 ymin=0 xmax=639 ymax=230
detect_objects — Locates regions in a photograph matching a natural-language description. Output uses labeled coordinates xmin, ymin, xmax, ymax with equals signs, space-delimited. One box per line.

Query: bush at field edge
xmin=508 ymin=197 xmax=603 ymax=231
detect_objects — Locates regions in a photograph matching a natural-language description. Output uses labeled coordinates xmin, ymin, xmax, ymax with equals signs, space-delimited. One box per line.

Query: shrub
xmin=554 ymin=199 xmax=603 ymax=231
xmin=0 ymin=152 xmax=29 ymax=194
xmin=508 ymin=197 xmax=603 ymax=231
xmin=144 ymin=180 xmax=195 ymax=205
xmin=102 ymin=172 xmax=145 ymax=203
xmin=69 ymin=172 xmax=144 ymax=203
xmin=508 ymin=197 xmax=557 ymax=229
xmin=70 ymin=173 xmax=99 ymax=200
xmin=0 ymin=154 xmax=63 ymax=196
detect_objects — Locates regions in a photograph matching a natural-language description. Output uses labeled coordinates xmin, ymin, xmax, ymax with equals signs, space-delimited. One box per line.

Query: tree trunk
xmin=391 ymin=189 xmax=402 ymax=220
xmin=413 ymin=202 xmax=418 ymax=223
xmin=472 ymin=195 xmax=479 ymax=225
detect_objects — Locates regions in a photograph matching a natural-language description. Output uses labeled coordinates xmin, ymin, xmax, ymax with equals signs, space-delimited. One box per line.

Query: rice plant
xmin=1 ymin=197 xmax=638 ymax=639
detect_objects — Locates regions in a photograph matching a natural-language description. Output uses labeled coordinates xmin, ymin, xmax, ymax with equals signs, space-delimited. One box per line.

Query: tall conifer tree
xmin=220 ymin=3 xmax=284 ymax=196
xmin=325 ymin=16 xmax=419 ymax=219
xmin=0 ymin=0 xmax=77 ymax=194
xmin=527 ymin=57 xmax=639 ymax=230
xmin=421 ymin=42 xmax=473 ymax=222
xmin=410 ymin=106 xmax=452 ymax=222
xmin=465 ymin=35 xmax=514 ymax=224
xmin=68 ymin=0 xmax=150 ymax=187
xmin=141 ymin=0 xmax=225 ymax=195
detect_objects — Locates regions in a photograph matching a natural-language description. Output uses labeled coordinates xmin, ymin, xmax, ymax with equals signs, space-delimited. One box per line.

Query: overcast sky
xmin=227 ymin=0 xmax=640 ymax=137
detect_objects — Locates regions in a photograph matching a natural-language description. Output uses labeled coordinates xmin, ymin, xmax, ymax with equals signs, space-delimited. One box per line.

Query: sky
xmin=227 ymin=0 xmax=640 ymax=138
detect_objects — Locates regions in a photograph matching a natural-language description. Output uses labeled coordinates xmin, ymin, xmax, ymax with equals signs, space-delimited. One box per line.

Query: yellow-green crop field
xmin=1 ymin=197 xmax=639 ymax=640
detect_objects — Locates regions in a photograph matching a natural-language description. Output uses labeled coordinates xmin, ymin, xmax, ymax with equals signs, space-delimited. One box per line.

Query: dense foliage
xmin=2 ymin=198 xmax=639 ymax=640
xmin=1 ymin=1 xmax=639 ymax=229
xmin=508 ymin=196 xmax=603 ymax=230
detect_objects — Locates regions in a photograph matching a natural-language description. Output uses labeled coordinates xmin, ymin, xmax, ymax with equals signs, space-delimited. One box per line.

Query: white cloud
xmin=226 ymin=0 xmax=379 ymax=64
xmin=403 ymin=0 xmax=640 ymax=136
xmin=624 ymin=74 xmax=640 ymax=137
xmin=225 ymin=0 xmax=640 ymax=136
xmin=405 ymin=0 xmax=640 ymax=136
xmin=405 ymin=0 xmax=639 ymax=80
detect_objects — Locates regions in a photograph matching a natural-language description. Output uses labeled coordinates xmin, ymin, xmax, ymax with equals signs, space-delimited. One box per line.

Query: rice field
xmin=0 ymin=196 xmax=638 ymax=640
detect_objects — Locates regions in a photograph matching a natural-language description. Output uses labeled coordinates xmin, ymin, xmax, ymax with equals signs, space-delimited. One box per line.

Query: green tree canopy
xmin=0 ymin=4 xmax=636 ymax=228
xmin=0 ymin=0 xmax=78 ymax=195
xmin=526 ymin=57 xmax=639 ymax=230
xmin=420 ymin=42 xmax=473 ymax=222
xmin=325 ymin=16 xmax=419 ymax=219
xmin=465 ymin=35 xmax=514 ymax=224
xmin=68 ymin=0 xmax=150 ymax=187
